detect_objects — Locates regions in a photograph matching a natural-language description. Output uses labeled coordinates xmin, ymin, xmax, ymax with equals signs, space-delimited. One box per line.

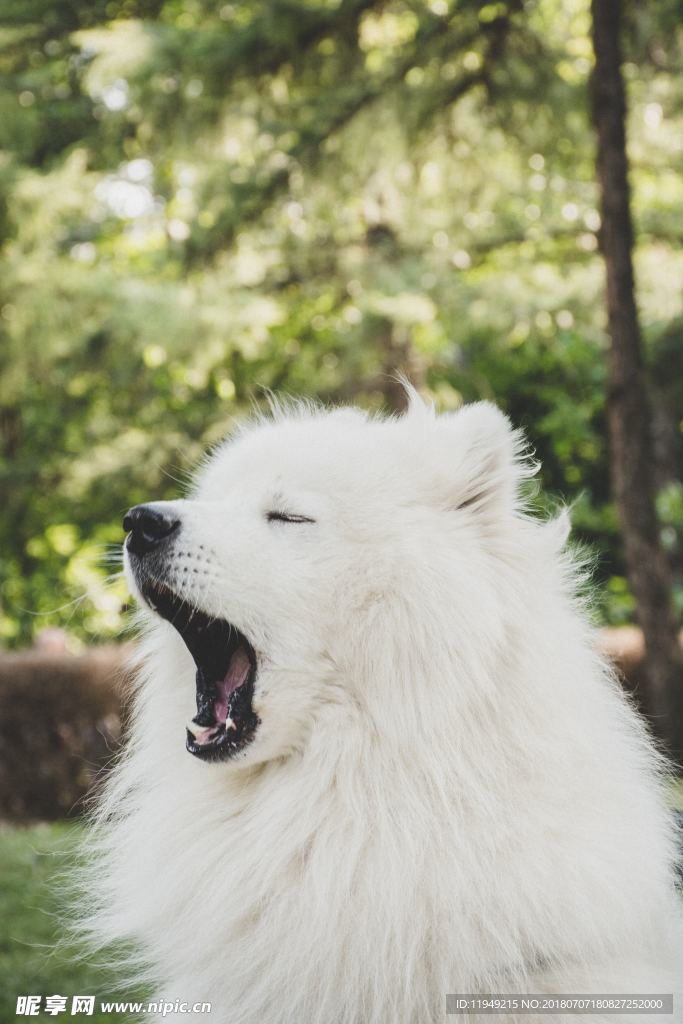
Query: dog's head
xmin=124 ymin=395 xmax=532 ymax=767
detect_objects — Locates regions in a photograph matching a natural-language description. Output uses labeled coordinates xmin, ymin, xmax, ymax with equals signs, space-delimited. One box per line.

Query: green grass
xmin=0 ymin=822 xmax=143 ymax=1023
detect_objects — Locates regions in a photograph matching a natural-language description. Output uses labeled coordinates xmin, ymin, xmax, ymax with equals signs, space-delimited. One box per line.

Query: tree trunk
xmin=590 ymin=0 xmax=683 ymax=763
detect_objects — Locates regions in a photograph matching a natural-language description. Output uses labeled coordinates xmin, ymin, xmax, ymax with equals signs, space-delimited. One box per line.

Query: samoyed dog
xmin=85 ymin=393 xmax=682 ymax=1023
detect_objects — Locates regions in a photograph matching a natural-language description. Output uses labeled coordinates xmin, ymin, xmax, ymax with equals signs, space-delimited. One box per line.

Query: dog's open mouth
xmin=141 ymin=581 xmax=259 ymax=762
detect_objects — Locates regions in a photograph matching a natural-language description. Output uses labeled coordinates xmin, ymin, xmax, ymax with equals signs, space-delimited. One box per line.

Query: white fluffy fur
xmin=83 ymin=395 xmax=683 ymax=1023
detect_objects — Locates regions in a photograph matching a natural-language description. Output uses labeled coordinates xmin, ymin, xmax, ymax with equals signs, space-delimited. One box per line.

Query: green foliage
xmin=0 ymin=0 xmax=682 ymax=644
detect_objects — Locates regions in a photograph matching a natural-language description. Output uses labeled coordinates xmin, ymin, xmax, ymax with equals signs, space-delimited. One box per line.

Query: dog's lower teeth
xmin=188 ymin=721 xmax=217 ymax=742
xmin=187 ymin=717 xmax=236 ymax=743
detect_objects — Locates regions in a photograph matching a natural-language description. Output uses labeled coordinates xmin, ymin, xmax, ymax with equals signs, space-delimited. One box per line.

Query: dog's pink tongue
xmin=213 ymin=647 xmax=251 ymax=723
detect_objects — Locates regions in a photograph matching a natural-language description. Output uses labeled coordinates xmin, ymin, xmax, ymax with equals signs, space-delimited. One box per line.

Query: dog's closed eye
xmin=266 ymin=511 xmax=316 ymax=524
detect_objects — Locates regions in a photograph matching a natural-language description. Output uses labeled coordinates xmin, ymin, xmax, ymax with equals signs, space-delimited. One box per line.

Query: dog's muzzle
xmin=122 ymin=505 xmax=260 ymax=763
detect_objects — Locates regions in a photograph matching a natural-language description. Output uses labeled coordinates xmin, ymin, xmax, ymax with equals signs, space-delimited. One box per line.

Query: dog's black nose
xmin=123 ymin=504 xmax=180 ymax=556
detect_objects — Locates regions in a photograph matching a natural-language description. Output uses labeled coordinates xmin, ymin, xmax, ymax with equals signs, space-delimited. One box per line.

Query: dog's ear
xmin=438 ymin=402 xmax=529 ymax=517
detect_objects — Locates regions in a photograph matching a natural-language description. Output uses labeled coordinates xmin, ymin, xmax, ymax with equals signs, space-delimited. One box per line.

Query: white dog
xmin=84 ymin=394 xmax=682 ymax=1023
